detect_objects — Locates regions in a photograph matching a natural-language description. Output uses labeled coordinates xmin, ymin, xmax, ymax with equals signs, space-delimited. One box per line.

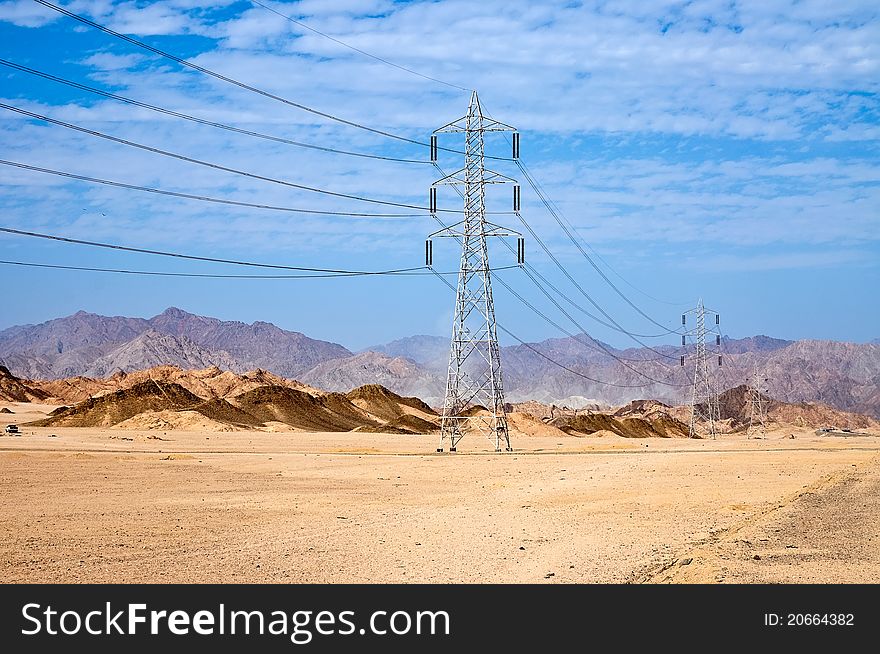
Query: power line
xmin=508 ymin=264 xmax=675 ymax=362
xmin=0 ymin=259 xmax=409 ymax=279
xmin=428 ymin=267 xmax=660 ymax=389
xmin=497 ymin=258 xmax=670 ymax=364
xmin=516 ymin=157 xmax=686 ymax=307
xmin=429 ymin=162 xmax=677 ymax=342
xmin=0 ymin=101 xmax=454 ymax=212
xmin=34 ymin=0 xmax=511 ymax=161
xmin=440 ymin=156 xmax=664 ymax=349
xmin=427 ymin=201 xmax=683 ymax=382
xmin=496 ymin=325 xmax=660 ymax=389
xmin=494 ymin=272 xmax=688 ymax=387
xmin=512 ymin=207 xmax=681 ymax=360
xmin=249 ymin=0 xmax=471 ymax=93
xmin=515 ymin=160 xmax=682 ymax=336
xmin=0 ymin=58 xmax=428 ymax=165
xmin=428 ymin=164 xmax=681 ymax=379
xmin=505 ymin=238 xmax=679 ymax=339
xmin=35 ymin=0 xmax=687 ymax=334
xmin=33 ymin=0 xmax=423 ymax=147
xmin=22 ymin=2 xmax=688 ymax=383
xmin=481 ymin=102 xmax=687 ymax=312
xmin=0 ymin=225 xmax=522 ymax=277
xmin=487 ymin=102 xmax=687 ymax=311
xmin=0 ymin=226 xmax=422 ymax=274
xmin=0 ymin=159 xmax=422 ymax=218
xmin=0 ymin=258 xmax=514 ymax=279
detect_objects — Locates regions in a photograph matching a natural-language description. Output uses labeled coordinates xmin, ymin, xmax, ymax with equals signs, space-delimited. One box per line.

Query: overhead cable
xmin=0 ymin=102 xmax=454 ymax=212
xmin=249 ymin=0 xmax=471 ymax=93
xmin=34 ymin=0 xmax=511 ymax=161
xmin=0 ymin=58 xmax=428 ymax=165
xmin=0 ymin=160 xmax=422 ymax=218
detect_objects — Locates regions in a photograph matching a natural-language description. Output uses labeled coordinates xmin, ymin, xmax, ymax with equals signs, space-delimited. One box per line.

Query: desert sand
xmin=2 ymin=401 xmax=879 ymax=584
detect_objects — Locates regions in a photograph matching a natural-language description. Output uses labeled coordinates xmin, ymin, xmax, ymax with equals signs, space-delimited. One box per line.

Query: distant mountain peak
xmin=0 ymin=307 xmax=351 ymax=381
xmin=83 ymin=329 xmax=243 ymax=378
xmin=156 ymin=306 xmax=193 ymax=319
xmin=365 ymin=335 xmax=448 ymax=369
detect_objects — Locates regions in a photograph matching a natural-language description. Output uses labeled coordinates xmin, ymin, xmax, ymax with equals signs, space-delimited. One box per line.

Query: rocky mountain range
xmin=0 ymin=308 xmax=349 ymax=379
xmin=2 ymin=308 xmax=879 ymax=418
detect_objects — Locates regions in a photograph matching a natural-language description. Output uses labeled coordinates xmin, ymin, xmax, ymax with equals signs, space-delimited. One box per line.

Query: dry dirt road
xmin=2 ymin=403 xmax=879 ymax=583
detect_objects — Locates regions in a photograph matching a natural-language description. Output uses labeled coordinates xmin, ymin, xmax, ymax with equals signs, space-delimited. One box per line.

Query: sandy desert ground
xmin=2 ymin=402 xmax=879 ymax=584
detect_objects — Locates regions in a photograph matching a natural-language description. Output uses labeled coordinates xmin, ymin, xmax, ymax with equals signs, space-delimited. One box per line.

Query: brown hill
xmin=769 ymin=399 xmax=878 ymax=430
xmin=189 ymin=398 xmax=264 ymax=428
xmin=20 ymin=366 xmax=441 ymax=433
xmin=552 ymin=412 xmax=689 ymax=438
xmin=710 ymin=385 xmax=879 ymax=431
xmin=509 ymin=400 xmax=557 ymax=420
xmin=613 ymin=399 xmax=673 ymax=419
xmin=346 ymin=384 xmax=437 ymax=422
xmin=642 ymin=414 xmax=691 ymax=438
xmin=715 ymin=385 xmax=753 ymax=423
xmin=31 ymin=375 xmax=112 ymax=404
xmin=512 ymin=398 xmax=689 ymax=438
xmin=118 ymin=366 xmax=317 ymax=399
xmin=28 ymin=381 xmax=204 ymax=428
xmin=363 ymin=414 xmax=439 ymax=435
xmin=26 ymin=378 xmax=407 ymax=433
xmin=301 ymin=351 xmax=442 ymax=405
xmin=0 ymin=365 xmax=50 ymax=403
xmin=506 ymin=411 xmax=572 ymax=438
xmin=854 ymin=388 xmax=880 ymax=421
xmin=30 ymin=365 xmax=318 ymax=404
xmin=113 ymin=410 xmax=240 ymax=432
xmin=148 ymin=307 xmax=352 ymax=377
xmin=230 ymin=386 xmax=379 ymax=432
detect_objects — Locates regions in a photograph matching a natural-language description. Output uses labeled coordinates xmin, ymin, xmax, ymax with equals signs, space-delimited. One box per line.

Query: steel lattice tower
xmin=746 ymin=366 xmax=768 ymax=439
xmin=681 ymin=299 xmax=722 ymax=439
xmin=426 ymin=91 xmax=522 ymax=452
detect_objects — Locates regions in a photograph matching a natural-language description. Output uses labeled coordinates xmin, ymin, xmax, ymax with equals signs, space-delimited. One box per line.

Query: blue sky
xmin=0 ymin=0 xmax=877 ymax=350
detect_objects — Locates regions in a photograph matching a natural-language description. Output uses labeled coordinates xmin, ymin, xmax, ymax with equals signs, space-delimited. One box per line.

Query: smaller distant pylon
xmin=746 ymin=366 xmax=769 ymax=439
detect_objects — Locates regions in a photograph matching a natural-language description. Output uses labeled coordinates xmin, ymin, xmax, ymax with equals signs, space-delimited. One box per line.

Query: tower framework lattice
xmin=746 ymin=366 xmax=769 ymax=439
xmin=427 ymin=92 xmax=521 ymax=452
xmin=681 ymin=299 xmax=722 ymax=439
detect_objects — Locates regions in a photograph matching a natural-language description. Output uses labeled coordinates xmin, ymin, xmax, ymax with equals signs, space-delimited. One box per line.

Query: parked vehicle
xmin=4 ymin=424 xmax=20 ymax=435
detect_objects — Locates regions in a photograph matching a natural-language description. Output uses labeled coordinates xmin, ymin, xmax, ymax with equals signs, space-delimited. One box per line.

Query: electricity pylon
xmin=746 ymin=366 xmax=769 ymax=439
xmin=681 ymin=299 xmax=722 ymax=438
xmin=426 ymin=91 xmax=523 ymax=452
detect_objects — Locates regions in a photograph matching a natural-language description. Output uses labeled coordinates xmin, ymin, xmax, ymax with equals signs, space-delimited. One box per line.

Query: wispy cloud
xmin=0 ymin=0 xmax=877 ymax=343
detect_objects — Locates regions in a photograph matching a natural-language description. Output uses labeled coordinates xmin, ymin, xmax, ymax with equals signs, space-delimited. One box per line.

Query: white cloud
xmin=0 ymin=0 xmax=877 ymax=273
xmin=683 ymin=249 xmax=871 ymax=272
xmin=80 ymin=51 xmax=145 ymax=70
xmin=0 ymin=0 xmax=59 ymax=27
